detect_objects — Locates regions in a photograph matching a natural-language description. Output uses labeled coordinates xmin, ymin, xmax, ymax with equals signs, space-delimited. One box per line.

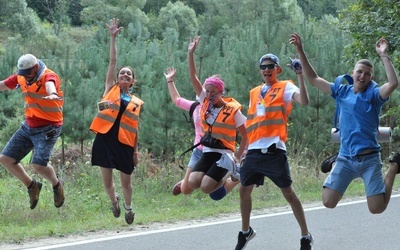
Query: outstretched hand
xmin=376 ymin=37 xmax=389 ymax=56
xmin=106 ymin=18 xmax=123 ymax=37
xmin=289 ymin=33 xmax=303 ymax=52
xmin=188 ymin=36 xmax=201 ymax=54
xmin=164 ymin=67 xmax=176 ymax=82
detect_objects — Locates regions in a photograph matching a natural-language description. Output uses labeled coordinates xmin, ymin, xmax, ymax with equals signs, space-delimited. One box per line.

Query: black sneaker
xmin=389 ymin=152 xmax=400 ymax=173
xmin=300 ymin=233 xmax=314 ymax=250
xmin=320 ymin=153 xmax=338 ymax=173
xmin=28 ymin=179 xmax=42 ymax=209
xmin=235 ymin=227 xmax=256 ymax=250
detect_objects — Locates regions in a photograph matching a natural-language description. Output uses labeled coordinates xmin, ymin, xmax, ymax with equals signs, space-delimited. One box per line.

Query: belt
xmin=260 ymin=144 xmax=277 ymax=154
xmin=355 ymin=150 xmax=379 ymax=157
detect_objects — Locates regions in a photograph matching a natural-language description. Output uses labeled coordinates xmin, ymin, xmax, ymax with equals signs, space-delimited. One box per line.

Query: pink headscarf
xmin=204 ymin=77 xmax=224 ymax=93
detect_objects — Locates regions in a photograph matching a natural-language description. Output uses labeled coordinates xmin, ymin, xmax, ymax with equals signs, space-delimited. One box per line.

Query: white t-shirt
xmin=199 ymin=90 xmax=246 ymax=153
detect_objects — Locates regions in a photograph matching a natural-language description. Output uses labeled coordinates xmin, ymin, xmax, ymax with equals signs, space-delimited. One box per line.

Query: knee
xmin=368 ymin=205 xmax=385 ymax=214
xmin=322 ymin=200 xmax=337 ymax=209
xmin=0 ymin=154 xmax=12 ymax=166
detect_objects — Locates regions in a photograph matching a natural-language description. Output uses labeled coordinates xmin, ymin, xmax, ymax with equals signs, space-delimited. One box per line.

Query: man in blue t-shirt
xmin=290 ymin=33 xmax=399 ymax=214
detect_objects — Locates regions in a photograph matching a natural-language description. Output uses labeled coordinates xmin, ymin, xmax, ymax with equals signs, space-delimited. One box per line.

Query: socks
xmin=301 ymin=234 xmax=312 ymax=240
xmin=28 ymin=180 xmax=35 ymax=190
xmin=242 ymin=229 xmax=250 ymax=234
xmin=124 ymin=204 xmax=132 ymax=210
xmin=53 ymin=181 xmax=60 ymax=189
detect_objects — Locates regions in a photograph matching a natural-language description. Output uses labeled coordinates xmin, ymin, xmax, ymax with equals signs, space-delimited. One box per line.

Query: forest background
xmin=1 ymin=0 xmax=400 ymax=245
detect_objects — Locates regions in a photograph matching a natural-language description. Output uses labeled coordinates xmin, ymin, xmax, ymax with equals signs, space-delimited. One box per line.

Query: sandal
xmin=110 ymin=193 xmax=121 ymax=218
xmin=124 ymin=203 xmax=135 ymax=225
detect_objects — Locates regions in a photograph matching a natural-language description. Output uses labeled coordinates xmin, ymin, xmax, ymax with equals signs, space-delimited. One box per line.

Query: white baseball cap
xmin=17 ymin=54 xmax=38 ymax=76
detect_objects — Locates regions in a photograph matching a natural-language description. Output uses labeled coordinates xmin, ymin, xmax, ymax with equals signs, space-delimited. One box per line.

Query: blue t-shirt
xmin=330 ymin=82 xmax=388 ymax=156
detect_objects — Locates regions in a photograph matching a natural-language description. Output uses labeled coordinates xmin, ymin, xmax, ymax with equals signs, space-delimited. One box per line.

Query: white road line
xmin=30 ymin=194 xmax=400 ymax=250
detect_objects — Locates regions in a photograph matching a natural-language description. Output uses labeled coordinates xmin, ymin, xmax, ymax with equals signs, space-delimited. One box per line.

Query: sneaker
xmin=320 ymin=153 xmax=338 ymax=173
xmin=124 ymin=203 xmax=135 ymax=225
xmin=389 ymin=152 xmax=400 ymax=173
xmin=172 ymin=181 xmax=182 ymax=195
xmin=231 ymin=162 xmax=241 ymax=182
xmin=53 ymin=180 xmax=65 ymax=208
xmin=235 ymin=227 xmax=256 ymax=250
xmin=28 ymin=179 xmax=42 ymax=209
xmin=300 ymin=233 xmax=314 ymax=250
xmin=110 ymin=193 xmax=121 ymax=218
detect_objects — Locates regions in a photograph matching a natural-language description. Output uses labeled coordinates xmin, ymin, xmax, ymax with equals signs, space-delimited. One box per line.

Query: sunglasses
xmin=259 ymin=64 xmax=276 ymax=70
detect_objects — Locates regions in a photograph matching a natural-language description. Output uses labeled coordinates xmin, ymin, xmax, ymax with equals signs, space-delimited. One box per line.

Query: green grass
xmin=1 ymin=150 xmax=399 ymax=245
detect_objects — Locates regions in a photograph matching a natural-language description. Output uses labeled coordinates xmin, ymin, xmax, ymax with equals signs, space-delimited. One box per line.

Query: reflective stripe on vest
xmin=17 ymin=70 xmax=63 ymax=122
xmin=201 ymin=97 xmax=241 ymax=151
xmin=246 ymin=81 xmax=292 ymax=144
xmin=89 ymin=85 xmax=143 ymax=147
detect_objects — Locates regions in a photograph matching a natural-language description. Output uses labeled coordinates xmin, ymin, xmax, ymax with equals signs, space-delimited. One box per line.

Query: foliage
xmin=158 ymin=1 xmax=199 ymax=42
xmin=0 ymin=0 xmax=398 ymax=160
xmin=0 ymin=0 xmax=42 ymax=38
xmin=339 ymin=0 xmax=400 ymax=149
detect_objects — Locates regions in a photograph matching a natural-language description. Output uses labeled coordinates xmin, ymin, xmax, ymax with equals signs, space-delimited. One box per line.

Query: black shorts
xmin=192 ymin=152 xmax=228 ymax=181
xmin=240 ymin=148 xmax=292 ymax=188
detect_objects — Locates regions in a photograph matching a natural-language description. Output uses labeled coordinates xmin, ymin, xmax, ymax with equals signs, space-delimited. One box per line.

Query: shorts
xmin=240 ymin=148 xmax=292 ymax=188
xmin=1 ymin=121 xmax=62 ymax=166
xmin=188 ymin=147 xmax=203 ymax=168
xmin=192 ymin=152 xmax=228 ymax=181
xmin=323 ymin=152 xmax=385 ymax=196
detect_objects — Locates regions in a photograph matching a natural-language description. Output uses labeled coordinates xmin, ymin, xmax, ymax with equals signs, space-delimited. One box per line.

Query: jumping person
xmin=90 ymin=18 xmax=144 ymax=225
xmin=290 ymin=33 xmax=399 ymax=214
xmin=235 ymin=53 xmax=313 ymax=250
xmin=0 ymin=53 xmax=64 ymax=210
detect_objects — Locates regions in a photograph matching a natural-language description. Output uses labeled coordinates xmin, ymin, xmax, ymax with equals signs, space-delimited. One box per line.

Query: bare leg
xmin=322 ymin=187 xmax=342 ymax=208
xmin=224 ymin=177 xmax=240 ymax=194
xmin=239 ymin=184 xmax=254 ymax=231
xmin=281 ymin=185 xmax=310 ymax=236
xmin=0 ymin=154 xmax=32 ymax=187
xmin=180 ymin=168 xmax=194 ymax=195
xmin=31 ymin=163 xmax=59 ymax=186
xmin=366 ymin=162 xmax=398 ymax=213
xmin=120 ymin=171 xmax=133 ymax=206
xmin=100 ymin=167 xmax=117 ymax=205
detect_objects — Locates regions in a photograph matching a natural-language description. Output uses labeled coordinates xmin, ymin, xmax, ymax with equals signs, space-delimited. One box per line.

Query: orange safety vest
xmin=17 ymin=69 xmax=63 ymax=122
xmin=246 ymin=81 xmax=293 ymax=144
xmin=200 ymin=97 xmax=241 ymax=152
xmin=90 ymin=85 xmax=144 ymax=147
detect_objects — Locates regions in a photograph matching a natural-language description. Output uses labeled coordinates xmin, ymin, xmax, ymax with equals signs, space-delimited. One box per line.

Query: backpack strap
xmin=183 ymin=101 xmax=200 ymax=124
xmin=178 ymin=142 xmax=201 ymax=169
xmin=333 ymin=74 xmax=353 ymax=131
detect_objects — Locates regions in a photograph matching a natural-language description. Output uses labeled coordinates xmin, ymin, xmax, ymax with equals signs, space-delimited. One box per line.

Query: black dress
xmin=91 ymin=99 xmax=135 ymax=175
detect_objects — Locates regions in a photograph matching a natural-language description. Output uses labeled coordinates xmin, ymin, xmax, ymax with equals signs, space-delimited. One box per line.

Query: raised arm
xmin=164 ymin=67 xmax=180 ymax=105
xmin=104 ymin=18 xmax=123 ymax=95
xmin=376 ymin=37 xmax=399 ymax=99
xmin=290 ymin=33 xmax=332 ymax=95
xmin=187 ymin=36 xmax=203 ymax=96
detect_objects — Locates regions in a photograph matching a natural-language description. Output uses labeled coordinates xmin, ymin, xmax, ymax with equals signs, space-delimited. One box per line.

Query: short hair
xmin=356 ymin=59 xmax=373 ymax=68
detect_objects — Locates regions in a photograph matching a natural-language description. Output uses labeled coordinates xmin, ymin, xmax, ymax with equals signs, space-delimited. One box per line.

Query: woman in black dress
xmin=90 ymin=18 xmax=143 ymax=225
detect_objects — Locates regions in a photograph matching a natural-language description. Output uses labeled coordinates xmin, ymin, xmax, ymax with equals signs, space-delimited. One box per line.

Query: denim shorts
xmin=323 ymin=152 xmax=385 ymax=197
xmin=188 ymin=147 xmax=203 ymax=168
xmin=1 ymin=121 xmax=62 ymax=166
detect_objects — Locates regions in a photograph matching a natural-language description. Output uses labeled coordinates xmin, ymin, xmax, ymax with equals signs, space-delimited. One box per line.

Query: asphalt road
xmin=24 ymin=194 xmax=400 ymax=250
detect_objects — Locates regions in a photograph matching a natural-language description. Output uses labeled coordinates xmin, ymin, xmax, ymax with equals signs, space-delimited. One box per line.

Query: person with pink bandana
xmin=186 ymin=36 xmax=247 ymax=199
